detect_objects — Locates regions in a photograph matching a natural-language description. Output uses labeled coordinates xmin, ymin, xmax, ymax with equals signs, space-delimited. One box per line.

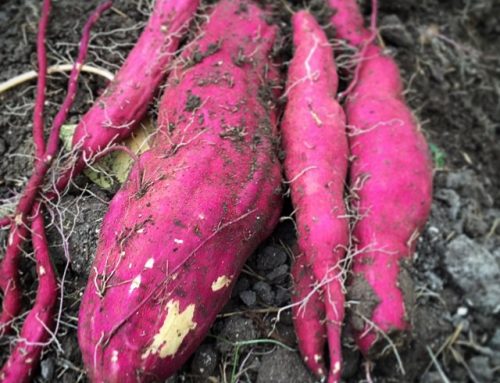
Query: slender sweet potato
xmin=0 ymin=0 xmax=199 ymax=337
xmin=328 ymin=0 xmax=433 ymax=356
xmin=291 ymin=250 xmax=327 ymax=379
xmin=281 ymin=11 xmax=349 ymax=383
xmin=78 ymin=1 xmax=282 ymax=381
xmin=0 ymin=203 xmax=57 ymax=383
xmin=61 ymin=0 xmax=200 ymax=189
xmin=0 ymin=0 xmax=112 ymax=336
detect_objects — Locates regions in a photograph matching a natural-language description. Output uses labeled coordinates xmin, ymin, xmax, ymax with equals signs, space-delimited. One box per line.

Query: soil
xmin=1 ymin=1 xmax=499 ymax=382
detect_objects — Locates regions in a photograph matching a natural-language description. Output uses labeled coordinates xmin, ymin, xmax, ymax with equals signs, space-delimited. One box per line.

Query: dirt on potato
xmin=1 ymin=1 xmax=499 ymax=382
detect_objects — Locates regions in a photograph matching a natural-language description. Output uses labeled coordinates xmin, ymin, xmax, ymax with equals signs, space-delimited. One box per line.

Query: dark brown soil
xmin=1 ymin=1 xmax=499 ymax=382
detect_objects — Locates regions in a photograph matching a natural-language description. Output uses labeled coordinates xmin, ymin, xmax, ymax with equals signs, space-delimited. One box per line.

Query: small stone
xmin=256 ymin=246 xmax=287 ymax=271
xmin=446 ymin=170 xmax=493 ymax=208
xmin=435 ymin=189 xmax=461 ymax=221
xmin=445 ymin=235 xmax=500 ymax=314
xmin=191 ymin=344 xmax=218 ymax=377
xmin=257 ymin=348 xmax=315 ymax=383
xmin=232 ymin=277 xmax=250 ymax=298
xmin=463 ymin=201 xmax=489 ymax=238
xmin=240 ymin=290 xmax=257 ymax=307
xmin=266 ymin=264 xmax=288 ymax=282
xmin=216 ymin=317 xmax=257 ymax=353
xmin=253 ymin=281 xmax=274 ymax=305
xmin=456 ymin=307 xmax=468 ymax=317
xmin=428 ymin=226 xmax=440 ymax=235
xmin=40 ymin=358 xmax=55 ymax=382
xmin=469 ymin=356 xmax=493 ymax=381
xmin=380 ymin=15 xmax=413 ymax=47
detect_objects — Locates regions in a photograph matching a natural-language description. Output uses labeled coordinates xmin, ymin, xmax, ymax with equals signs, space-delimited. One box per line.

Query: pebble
xmin=445 ymin=235 xmax=500 ymax=314
xmin=191 ymin=344 xmax=218 ymax=377
xmin=435 ymin=189 xmax=461 ymax=221
xmin=232 ymin=277 xmax=250 ymax=298
xmin=256 ymin=348 xmax=315 ymax=383
xmin=253 ymin=281 xmax=274 ymax=305
xmin=40 ymin=358 xmax=55 ymax=382
xmin=239 ymin=290 xmax=257 ymax=307
xmin=266 ymin=264 xmax=288 ymax=282
xmin=256 ymin=246 xmax=287 ymax=271
xmin=380 ymin=14 xmax=413 ymax=47
xmin=216 ymin=316 xmax=257 ymax=353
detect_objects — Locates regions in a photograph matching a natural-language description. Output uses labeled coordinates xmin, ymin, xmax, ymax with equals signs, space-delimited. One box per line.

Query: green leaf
xmin=429 ymin=143 xmax=446 ymax=170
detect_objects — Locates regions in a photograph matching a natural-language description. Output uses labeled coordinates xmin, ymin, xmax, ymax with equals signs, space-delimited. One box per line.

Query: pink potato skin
xmin=77 ymin=1 xmax=282 ymax=382
xmin=291 ymin=250 xmax=327 ymax=379
xmin=328 ymin=0 xmax=433 ymax=355
xmin=0 ymin=207 xmax=57 ymax=383
xmin=281 ymin=11 xmax=349 ymax=383
xmin=66 ymin=0 xmax=200 ymax=183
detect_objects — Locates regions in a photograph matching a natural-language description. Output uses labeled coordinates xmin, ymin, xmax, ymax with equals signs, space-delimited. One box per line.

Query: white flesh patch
xmin=142 ymin=300 xmax=197 ymax=359
xmin=333 ymin=361 xmax=341 ymax=374
xmin=129 ymin=275 xmax=141 ymax=293
xmin=39 ymin=266 xmax=46 ymax=276
xmin=174 ymin=238 xmax=184 ymax=244
xmin=111 ymin=350 xmax=119 ymax=363
xmin=144 ymin=258 xmax=155 ymax=269
xmin=211 ymin=275 xmax=232 ymax=292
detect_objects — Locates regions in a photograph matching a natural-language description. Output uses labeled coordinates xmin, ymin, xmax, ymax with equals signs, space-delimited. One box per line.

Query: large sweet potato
xmin=77 ymin=1 xmax=282 ymax=381
xmin=328 ymin=0 xmax=433 ymax=356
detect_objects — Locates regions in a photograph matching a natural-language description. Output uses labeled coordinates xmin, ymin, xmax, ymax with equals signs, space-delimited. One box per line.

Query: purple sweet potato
xmin=291 ymin=249 xmax=327 ymax=379
xmin=77 ymin=1 xmax=282 ymax=381
xmin=281 ymin=11 xmax=349 ymax=383
xmin=329 ymin=0 xmax=433 ymax=356
xmin=62 ymin=0 xmax=200 ymax=187
xmin=0 ymin=0 xmax=199 ymax=337
xmin=0 ymin=204 xmax=57 ymax=383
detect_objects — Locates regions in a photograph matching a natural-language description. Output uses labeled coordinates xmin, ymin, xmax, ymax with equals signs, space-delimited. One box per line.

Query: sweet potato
xmin=77 ymin=1 xmax=282 ymax=381
xmin=0 ymin=0 xmax=199 ymax=338
xmin=0 ymin=0 xmax=112 ymax=336
xmin=61 ymin=0 xmax=200 ymax=188
xmin=291 ymin=249 xmax=327 ymax=379
xmin=0 ymin=203 xmax=57 ymax=383
xmin=281 ymin=11 xmax=349 ymax=383
xmin=328 ymin=0 xmax=433 ymax=356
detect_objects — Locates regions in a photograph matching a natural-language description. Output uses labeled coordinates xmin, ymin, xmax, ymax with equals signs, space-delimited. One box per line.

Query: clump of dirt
xmin=1 ymin=0 xmax=499 ymax=382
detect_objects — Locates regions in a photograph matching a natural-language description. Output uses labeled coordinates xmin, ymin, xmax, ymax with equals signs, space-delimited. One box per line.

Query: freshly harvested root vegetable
xmin=291 ymin=250 xmax=327 ymax=379
xmin=77 ymin=1 xmax=282 ymax=381
xmin=58 ymin=0 xmax=201 ymax=191
xmin=0 ymin=0 xmax=199 ymax=337
xmin=281 ymin=10 xmax=349 ymax=383
xmin=328 ymin=0 xmax=433 ymax=357
xmin=0 ymin=0 xmax=112 ymax=336
xmin=0 ymin=203 xmax=57 ymax=383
